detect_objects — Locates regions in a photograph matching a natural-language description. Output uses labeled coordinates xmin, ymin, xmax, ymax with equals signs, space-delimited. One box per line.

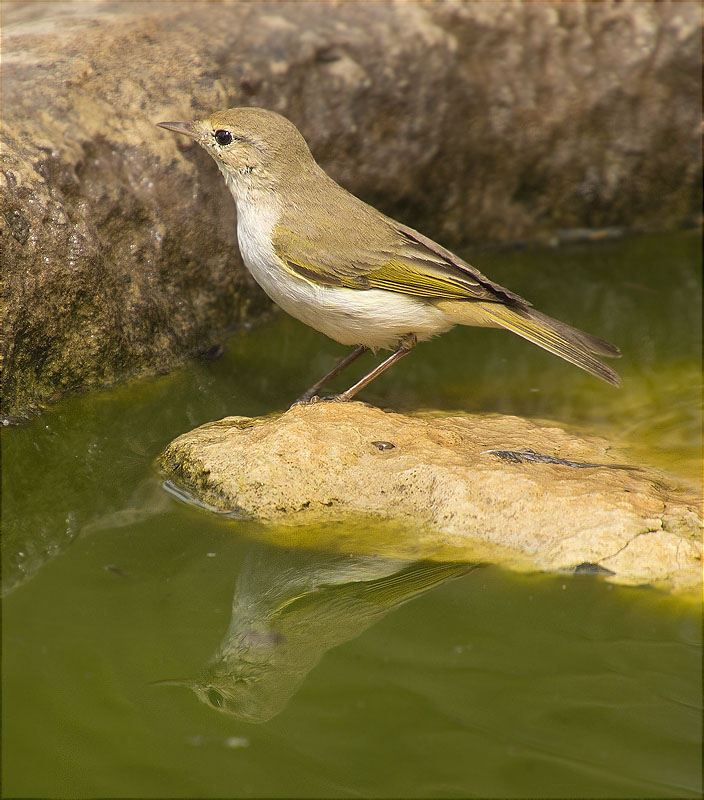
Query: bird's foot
xmin=315 ymin=394 xmax=374 ymax=407
xmin=289 ymin=394 xmax=319 ymax=408
xmin=289 ymin=393 xmax=351 ymax=409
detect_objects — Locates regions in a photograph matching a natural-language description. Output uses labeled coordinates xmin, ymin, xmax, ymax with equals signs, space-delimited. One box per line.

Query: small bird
xmin=158 ymin=108 xmax=620 ymax=403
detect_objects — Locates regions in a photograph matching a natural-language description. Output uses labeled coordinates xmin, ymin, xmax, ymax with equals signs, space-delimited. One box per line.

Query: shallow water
xmin=2 ymin=231 xmax=702 ymax=797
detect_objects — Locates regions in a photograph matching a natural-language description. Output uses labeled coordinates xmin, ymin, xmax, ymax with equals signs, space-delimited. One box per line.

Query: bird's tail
xmin=455 ymin=302 xmax=622 ymax=386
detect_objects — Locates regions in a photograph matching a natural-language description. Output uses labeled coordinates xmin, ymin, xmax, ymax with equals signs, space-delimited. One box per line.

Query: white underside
xmin=273 ymin=280 xmax=454 ymax=349
xmin=232 ymin=186 xmax=455 ymax=350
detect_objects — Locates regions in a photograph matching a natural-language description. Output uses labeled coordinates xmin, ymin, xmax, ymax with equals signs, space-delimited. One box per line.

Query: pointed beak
xmin=156 ymin=121 xmax=199 ymax=140
xmin=150 ymin=678 xmax=196 ymax=688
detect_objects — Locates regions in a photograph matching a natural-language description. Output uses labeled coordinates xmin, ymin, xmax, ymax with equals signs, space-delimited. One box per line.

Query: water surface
xmin=2 ymin=231 xmax=701 ymax=797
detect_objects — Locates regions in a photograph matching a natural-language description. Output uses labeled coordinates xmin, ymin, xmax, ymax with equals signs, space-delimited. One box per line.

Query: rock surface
xmin=160 ymin=403 xmax=702 ymax=594
xmin=3 ymin=2 xmax=700 ymax=418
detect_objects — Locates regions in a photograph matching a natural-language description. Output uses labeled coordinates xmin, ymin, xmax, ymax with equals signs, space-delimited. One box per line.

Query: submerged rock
xmin=160 ymin=404 xmax=702 ymax=594
xmin=2 ymin=2 xmax=700 ymax=418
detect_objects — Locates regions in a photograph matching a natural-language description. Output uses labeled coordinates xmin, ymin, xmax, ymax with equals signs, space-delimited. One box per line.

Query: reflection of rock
xmin=161 ymin=404 xmax=702 ymax=593
xmin=0 ymin=379 xmax=183 ymax=596
xmin=185 ymin=546 xmax=474 ymax=723
xmin=2 ymin=2 xmax=700 ymax=418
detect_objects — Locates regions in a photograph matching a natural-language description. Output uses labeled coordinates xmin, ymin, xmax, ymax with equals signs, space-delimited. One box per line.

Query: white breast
xmin=233 ymin=190 xmax=454 ymax=350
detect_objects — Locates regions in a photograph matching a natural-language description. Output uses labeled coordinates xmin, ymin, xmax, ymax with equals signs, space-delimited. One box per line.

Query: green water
xmin=2 ymin=232 xmax=701 ymax=798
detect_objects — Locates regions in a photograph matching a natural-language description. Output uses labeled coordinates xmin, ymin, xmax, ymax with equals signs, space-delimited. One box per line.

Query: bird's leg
xmin=334 ymin=334 xmax=417 ymax=402
xmin=292 ymin=345 xmax=368 ymax=405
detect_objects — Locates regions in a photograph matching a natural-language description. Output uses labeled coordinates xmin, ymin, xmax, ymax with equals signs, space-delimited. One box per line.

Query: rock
xmin=160 ymin=404 xmax=702 ymax=594
xmin=3 ymin=2 xmax=700 ymax=419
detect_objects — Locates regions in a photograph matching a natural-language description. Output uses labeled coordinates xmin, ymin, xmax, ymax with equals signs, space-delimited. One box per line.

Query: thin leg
xmin=335 ymin=334 xmax=417 ymax=402
xmin=294 ymin=345 xmax=368 ymax=405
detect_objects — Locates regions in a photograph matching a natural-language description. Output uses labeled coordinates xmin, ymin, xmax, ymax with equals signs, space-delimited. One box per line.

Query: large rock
xmin=2 ymin=2 xmax=700 ymax=419
xmin=160 ymin=403 xmax=702 ymax=594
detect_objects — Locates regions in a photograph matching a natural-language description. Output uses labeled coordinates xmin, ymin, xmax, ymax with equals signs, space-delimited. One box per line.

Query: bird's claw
xmin=289 ymin=393 xmax=350 ymax=409
xmin=289 ymin=394 xmax=319 ymax=408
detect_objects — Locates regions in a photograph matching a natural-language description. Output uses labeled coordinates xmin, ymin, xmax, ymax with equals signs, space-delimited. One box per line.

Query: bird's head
xmin=157 ymin=107 xmax=315 ymax=196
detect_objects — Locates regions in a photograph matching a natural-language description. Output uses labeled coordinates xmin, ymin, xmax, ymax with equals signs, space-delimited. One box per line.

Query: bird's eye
xmin=214 ymin=130 xmax=233 ymax=146
xmin=207 ymin=688 xmax=224 ymax=708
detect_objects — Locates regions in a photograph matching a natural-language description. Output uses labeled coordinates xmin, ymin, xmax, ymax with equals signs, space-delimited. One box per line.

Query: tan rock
xmin=2 ymin=1 xmax=700 ymax=418
xmin=160 ymin=403 xmax=702 ymax=594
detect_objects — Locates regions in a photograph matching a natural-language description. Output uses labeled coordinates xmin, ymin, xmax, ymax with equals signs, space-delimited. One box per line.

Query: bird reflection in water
xmin=159 ymin=544 xmax=478 ymax=723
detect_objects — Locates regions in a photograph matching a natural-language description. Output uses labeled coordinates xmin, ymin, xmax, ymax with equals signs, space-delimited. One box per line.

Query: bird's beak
xmin=156 ymin=121 xmax=199 ymax=140
xmin=150 ymin=677 xmax=196 ymax=688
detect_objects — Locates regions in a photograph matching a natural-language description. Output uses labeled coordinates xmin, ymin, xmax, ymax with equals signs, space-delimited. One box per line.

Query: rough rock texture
xmin=160 ymin=404 xmax=702 ymax=594
xmin=3 ymin=1 xmax=700 ymax=419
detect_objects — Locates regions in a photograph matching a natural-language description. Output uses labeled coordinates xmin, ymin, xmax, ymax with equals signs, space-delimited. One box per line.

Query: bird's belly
xmin=243 ymin=253 xmax=453 ymax=349
xmin=235 ymin=204 xmax=453 ymax=349
xmin=282 ymin=282 xmax=454 ymax=349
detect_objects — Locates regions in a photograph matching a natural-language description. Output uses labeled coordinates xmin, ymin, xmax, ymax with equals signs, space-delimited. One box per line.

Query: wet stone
xmin=2 ymin=2 xmax=700 ymax=418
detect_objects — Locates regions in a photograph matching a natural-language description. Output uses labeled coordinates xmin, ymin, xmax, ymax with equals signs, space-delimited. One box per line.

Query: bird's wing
xmin=393 ymin=222 xmax=529 ymax=304
xmin=272 ymin=220 xmax=530 ymax=305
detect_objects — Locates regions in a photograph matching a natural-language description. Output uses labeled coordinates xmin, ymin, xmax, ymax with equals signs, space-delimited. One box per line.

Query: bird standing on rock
xmin=158 ymin=107 xmax=620 ymax=403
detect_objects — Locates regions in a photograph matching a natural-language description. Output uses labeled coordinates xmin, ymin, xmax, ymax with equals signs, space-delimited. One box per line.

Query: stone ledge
xmin=3 ymin=1 xmax=700 ymax=417
xmin=160 ymin=403 xmax=702 ymax=594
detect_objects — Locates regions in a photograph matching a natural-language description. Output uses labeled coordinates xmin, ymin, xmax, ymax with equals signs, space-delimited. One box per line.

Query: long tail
xmin=472 ymin=303 xmax=621 ymax=386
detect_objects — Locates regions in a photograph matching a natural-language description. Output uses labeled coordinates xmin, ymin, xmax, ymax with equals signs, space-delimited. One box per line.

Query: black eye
xmin=214 ymin=129 xmax=233 ymax=146
xmin=207 ymin=688 xmax=224 ymax=708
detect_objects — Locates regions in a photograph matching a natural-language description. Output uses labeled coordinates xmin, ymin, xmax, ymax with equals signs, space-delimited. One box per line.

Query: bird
xmin=157 ymin=107 xmax=620 ymax=403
